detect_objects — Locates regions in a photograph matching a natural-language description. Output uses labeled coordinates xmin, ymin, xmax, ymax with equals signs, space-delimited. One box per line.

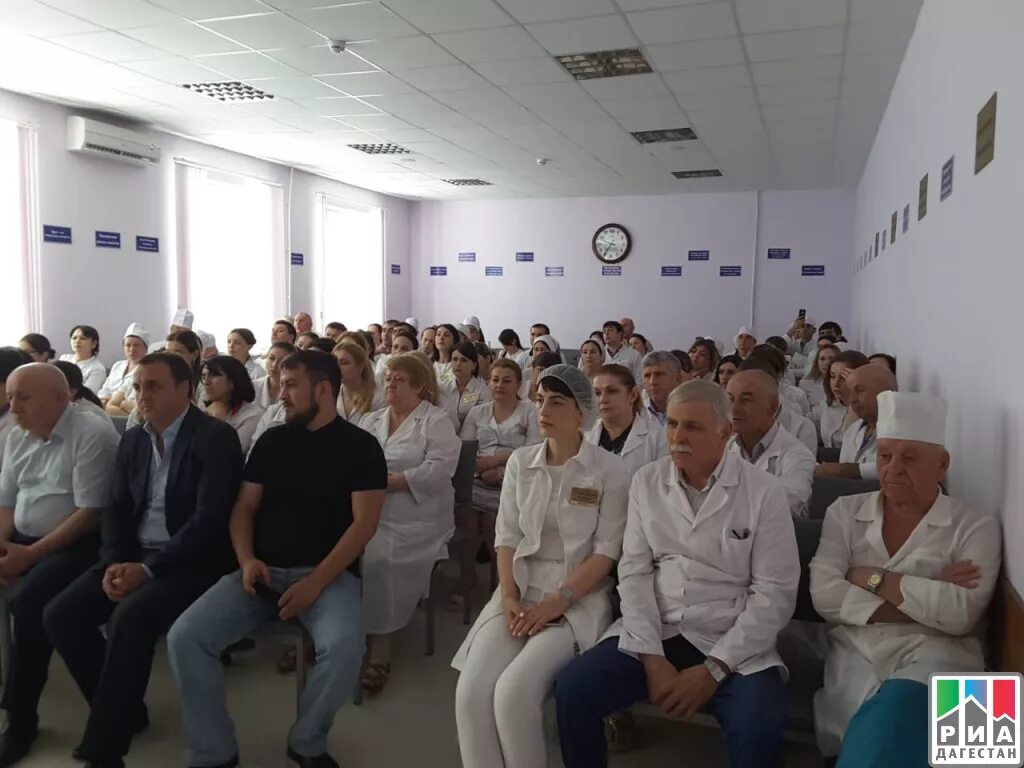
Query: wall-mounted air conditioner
xmin=66 ymin=116 xmax=161 ymax=166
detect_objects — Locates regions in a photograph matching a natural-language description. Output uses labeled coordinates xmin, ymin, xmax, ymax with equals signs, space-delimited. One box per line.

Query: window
xmin=0 ymin=119 xmax=39 ymax=342
xmin=176 ymin=163 xmax=285 ymax=350
xmin=320 ymin=199 xmax=383 ymax=331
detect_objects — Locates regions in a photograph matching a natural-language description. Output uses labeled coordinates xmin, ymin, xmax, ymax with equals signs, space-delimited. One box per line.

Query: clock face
xmin=593 ymin=223 xmax=631 ymax=264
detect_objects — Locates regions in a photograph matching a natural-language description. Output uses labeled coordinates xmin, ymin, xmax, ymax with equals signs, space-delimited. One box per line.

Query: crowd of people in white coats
xmin=0 ymin=307 xmax=1002 ymax=768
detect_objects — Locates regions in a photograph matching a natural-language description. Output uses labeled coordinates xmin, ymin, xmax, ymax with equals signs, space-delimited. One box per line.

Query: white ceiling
xmin=0 ymin=0 xmax=921 ymax=200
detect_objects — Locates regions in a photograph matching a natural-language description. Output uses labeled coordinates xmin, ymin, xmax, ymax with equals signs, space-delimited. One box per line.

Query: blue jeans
xmin=555 ymin=635 xmax=786 ymax=768
xmin=167 ymin=568 xmax=363 ymax=766
xmin=837 ymin=679 xmax=929 ymax=768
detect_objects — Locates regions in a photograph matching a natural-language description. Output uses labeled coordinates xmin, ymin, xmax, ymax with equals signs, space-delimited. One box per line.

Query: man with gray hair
xmin=555 ymin=380 xmax=799 ymax=768
xmin=0 ymin=364 xmax=118 ymax=764
xmin=640 ymin=351 xmax=688 ymax=426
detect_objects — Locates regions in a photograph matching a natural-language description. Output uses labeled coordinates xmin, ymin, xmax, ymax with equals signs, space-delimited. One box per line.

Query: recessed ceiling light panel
xmin=632 ymin=127 xmax=698 ymax=144
xmin=672 ymin=169 xmax=723 ymax=179
xmin=556 ymin=49 xmax=652 ymax=81
xmin=443 ymin=178 xmax=492 ymax=186
xmin=347 ymin=143 xmax=411 ymax=155
xmin=181 ymin=81 xmax=274 ymax=102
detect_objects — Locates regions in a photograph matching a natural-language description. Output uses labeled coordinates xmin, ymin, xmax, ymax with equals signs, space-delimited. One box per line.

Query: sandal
xmin=360 ymin=662 xmax=391 ymax=695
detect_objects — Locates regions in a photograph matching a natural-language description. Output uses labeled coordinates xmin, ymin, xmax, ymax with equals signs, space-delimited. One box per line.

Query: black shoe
xmin=73 ymin=708 xmax=149 ymax=761
xmin=287 ymin=747 xmax=339 ymax=768
xmin=0 ymin=721 xmax=38 ymax=767
xmin=189 ymin=759 xmax=238 ymax=768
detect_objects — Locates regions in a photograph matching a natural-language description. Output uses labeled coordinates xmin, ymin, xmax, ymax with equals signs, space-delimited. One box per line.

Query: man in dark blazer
xmin=43 ymin=352 xmax=243 ymax=768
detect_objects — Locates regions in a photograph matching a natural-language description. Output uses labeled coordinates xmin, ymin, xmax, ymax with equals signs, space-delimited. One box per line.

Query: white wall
xmin=0 ymin=89 xmax=412 ymax=363
xmin=409 ymin=189 xmax=852 ymax=351
xmin=850 ymin=0 xmax=1023 ymax=589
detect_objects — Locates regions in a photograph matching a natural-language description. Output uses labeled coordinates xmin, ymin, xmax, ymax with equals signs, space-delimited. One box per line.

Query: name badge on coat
xmin=461 ymin=392 xmax=479 ymax=404
xmin=569 ymin=486 xmax=600 ymax=506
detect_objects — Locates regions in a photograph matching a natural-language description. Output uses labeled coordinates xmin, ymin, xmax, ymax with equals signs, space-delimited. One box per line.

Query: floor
xmin=20 ymin=562 xmax=826 ymax=768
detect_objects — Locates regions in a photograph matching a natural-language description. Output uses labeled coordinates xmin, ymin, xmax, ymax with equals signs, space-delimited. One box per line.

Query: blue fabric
xmin=837 ymin=679 xmax=929 ymax=768
xmin=555 ymin=635 xmax=785 ymax=768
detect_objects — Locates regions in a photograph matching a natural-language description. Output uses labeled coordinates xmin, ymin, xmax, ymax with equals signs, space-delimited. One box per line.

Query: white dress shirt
xmin=839 ymin=419 xmax=878 ymax=480
xmin=0 ymin=405 xmax=118 ymax=537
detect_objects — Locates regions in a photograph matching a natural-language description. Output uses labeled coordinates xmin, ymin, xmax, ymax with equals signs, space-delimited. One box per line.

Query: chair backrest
xmin=816 ymin=446 xmax=840 ymax=463
xmin=562 ymin=349 xmax=580 ymax=367
xmin=792 ymin=517 xmax=825 ymax=623
xmin=111 ymin=415 xmax=128 ymax=436
xmin=809 ymin=477 xmax=880 ymax=519
xmin=453 ymin=440 xmax=478 ymax=504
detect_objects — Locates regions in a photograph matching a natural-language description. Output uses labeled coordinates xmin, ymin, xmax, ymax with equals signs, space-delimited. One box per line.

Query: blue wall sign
xmin=515 ymin=251 xmax=534 ymax=262
xmin=801 ymin=265 xmax=826 ymax=276
xmin=720 ymin=266 xmax=742 ymax=277
xmin=429 ymin=266 xmax=447 ymax=276
xmin=290 ymin=252 xmax=304 ymax=265
xmin=136 ymin=236 xmax=159 ymax=252
xmin=458 ymin=252 xmax=476 ymax=263
xmin=941 ymin=156 xmax=954 ymax=201
xmin=687 ymin=250 xmax=709 ymax=261
xmin=484 ymin=266 xmax=503 ymax=276
xmin=43 ymin=225 xmax=72 ymax=244
xmin=545 ymin=266 xmax=564 ymax=277
xmin=767 ymin=248 xmax=791 ymax=260
xmin=391 ymin=264 xmax=401 ymax=274
xmin=661 ymin=266 xmax=682 ymax=276
xmin=95 ymin=231 xmax=121 ymax=248
xmin=601 ymin=265 xmax=622 ymax=276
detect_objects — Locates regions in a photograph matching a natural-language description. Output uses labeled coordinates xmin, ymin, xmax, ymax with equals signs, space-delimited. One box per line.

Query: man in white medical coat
xmin=555 ymin=380 xmax=799 ymax=768
xmin=809 ymin=391 xmax=1001 ymax=766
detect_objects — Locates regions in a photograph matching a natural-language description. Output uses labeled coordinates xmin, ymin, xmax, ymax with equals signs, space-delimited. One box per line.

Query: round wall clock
xmin=592 ymin=223 xmax=631 ymax=264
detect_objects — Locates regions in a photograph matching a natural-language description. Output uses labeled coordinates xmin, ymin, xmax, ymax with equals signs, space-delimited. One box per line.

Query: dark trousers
xmin=0 ymin=532 xmax=98 ymax=729
xmin=554 ymin=635 xmax=787 ymax=768
xmin=42 ymin=563 xmax=219 ymax=758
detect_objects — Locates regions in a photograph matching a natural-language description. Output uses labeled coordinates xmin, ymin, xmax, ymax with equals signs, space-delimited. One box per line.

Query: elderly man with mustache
xmin=554 ymin=379 xmax=800 ymax=768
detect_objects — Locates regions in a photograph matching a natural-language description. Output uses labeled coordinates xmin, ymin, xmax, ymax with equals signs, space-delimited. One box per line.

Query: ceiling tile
xmin=526 ymin=15 xmax=638 ymax=55
xmin=268 ymin=46 xmax=375 ymax=75
xmin=850 ymin=0 xmax=922 ymax=25
xmin=381 ymin=0 xmax=513 ymax=33
xmin=663 ymin=65 xmax=751 ymax=94
xmin=626 ymin=3 xmax=737 ymax=46
xmin=600 ymin=95 xmax=684 ymax=119
xmin=744 ymin=27 xmax=845 ymax=62
xmin=271 ymin=115 xmax=364 ymax=132
xmin=290 ymin=3 xmax=419 ymax=41
xmin=122 ymin=23 xmax=247 ymax=57
xmin=735 ymin=0 xmax=848 ymax=34
xmin=846 ymin=15 xmax=918 ymax=53
xmin=148 ymin=0 xmax=270 ymax=21
xmin=120 ymin=58 xmax=228 ymax=85
xmin=347 ymin=36 xmax=459 ymax=69
xmin=582 ymin=72 xmax=669 ymax=101
xmin=297 ymin=96 xmax=383 ymax=115
xmin=39 ymin=0 xmax=180 ymax=29
xmin=78 ymin=63 xmax=166 ymax=89
xmin=757 ymin=80 xmax=840 ymax=105
xmin=193 ymin=51 xmax=303 ymax=79
xmin=471 ymin=56 xmax=570 ymax=86
xmin=751 ymin=55 xmax=842 ymax=85
xmin=615 ymin=111 xmax=691 ymax=132
xmin=335 ymin=114 xmax=417 ymax=131
xmin=247 ymin=76 xmax=349 ymax=99
xmin=49 ymin=31 xmax=176 ymax=63
xmin=762 ymin=99 xmax=837 ymax=122
xmin=432 ymin=25 xmax=547 ymax=62
xmin=616 ymin=0 xmax=714 ymax=9
xmin=645 ymin=37 xmax=745 ymax=72
xmin=392 ymin=64 xmax=492 ymax=92
xmin=674 ymin=86 xmax=757 ymax=110
xmin=201 ymin=14 xmax=325 ymax=49
xmin=364 ymin=128 xmax=444 ymax=143
xmin=494 ymin=0 xmax=617 ymax=24
xmin=3 ymin=2 xmax=103 ymax=36
xmin=316 ymin=70 xmax=418 ymax=95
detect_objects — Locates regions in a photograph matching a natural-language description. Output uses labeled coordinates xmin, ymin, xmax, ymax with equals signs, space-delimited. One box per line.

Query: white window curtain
xmin=318 ymin=194 xmax=384 ymax=331
xmin=174 ymin=160 xmax=286 ymax=350
xmin=0 ymin=119 xmax=40 ymax=341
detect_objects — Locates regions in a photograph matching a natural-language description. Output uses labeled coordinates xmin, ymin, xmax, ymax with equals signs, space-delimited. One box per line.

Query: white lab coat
xmin=362 ymin=400 xmax=461 ymax=635
xmin=809 ymin=491 xmax=1002 ymax=755
xmin=799 ymin=376 xmax=827 ymax=411
xmin=440 ymin=377 xmax=493 ymax=431
xmin=839 ymin=419 xmax=878 ymax=480
xmin=604 ymin=452 xmax=800 ymax=677
xmin=59 ymin=354 xmax=107 ymax=394
xmin=459 ymin=400 xmax=541 ymax=454
xmin=778 ymin=407 xmax=818 ymax=454
xmin=252 ymin=377 xmax=277 ymax=409
xmin=583 ymin=410 xmax=668 ymax=479
xmin=97 ymin=359 xmax=136 ymax=400
xmin=728 ymin=424 xmax=815 ymax=517
xmin=498 ymin=348 xmax=530 ymax=372
xmin=818 ymin=403 xmax=848 ymax=449
xmin=243 ymin=357 xmax=266 ymax=381
xmin=434 ymin=360 xmax=454 ymax=385
xmin=604 ymin=345 xmax=642 ymax=379
xmin=452 ymin=439 xmax=629 ymax=670
xmin=781 ymin=382 xmax=811 ymax=417
xmin=224 ymin=401 xmax=264 ymax=454
xmin=336 ymin=386 xmax=386 ymax=427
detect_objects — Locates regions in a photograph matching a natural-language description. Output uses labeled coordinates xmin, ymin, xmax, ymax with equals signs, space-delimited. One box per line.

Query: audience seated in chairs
xmin=200 ymin=356 xmax=264 ymax=454
xmin=585 ymin=364 xmax=668 ymax=477
xmin=0 ymin=363 xmax=119 ymax=766
xmin=168 ymin=350 xmax=386 ymax=768
xmin=640 ymin=351 xmax=688 ymax=426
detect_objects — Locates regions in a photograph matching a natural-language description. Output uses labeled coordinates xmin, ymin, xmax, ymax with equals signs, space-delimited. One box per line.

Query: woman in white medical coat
xmin=430 ymin=323 xmax=460 ymax=385
xmin=59 ymin=325 xmax=107 ymax=393
xmin=97 ymin=323 xmax=149 ymax=403
xmin=583 ymin=364 xmax=667 ymax=477
xmin=252 ymin=341 xmax=294 ymax=409
xmin=226 ymin=327 xmax=266 ymax=380
xmin=333 ymin=340 xmax=385 ymax=426
xmin=799 ymin=343 xmax=838 ymax=413
xmin=577 ymin=339 xmax=605 ymax=380
xmin=453 ymin=364 xmax=628 ymax=768
xmin=497 ymin=329 xmax=530 ymax=370
xmin=360 ymin=353 xmax=461 ymax=695
xmin=441 ymin=342 xmax=493 ymax=431
xmin=819 ymin=350 xmax=869 ymax=448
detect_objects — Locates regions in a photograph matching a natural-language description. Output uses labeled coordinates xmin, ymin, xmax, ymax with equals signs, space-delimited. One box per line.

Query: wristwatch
xmin=866 ymin=569 xmax=886 ymax=594
xmin=704 ymin=657 xmax=729 ymax=684
xmin=558 ymin=584 xmax=575 ymax=607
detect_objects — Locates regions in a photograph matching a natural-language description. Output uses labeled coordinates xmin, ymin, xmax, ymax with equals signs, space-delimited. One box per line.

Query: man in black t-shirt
xmin=168 ymin=351 xmax=387 ymax=768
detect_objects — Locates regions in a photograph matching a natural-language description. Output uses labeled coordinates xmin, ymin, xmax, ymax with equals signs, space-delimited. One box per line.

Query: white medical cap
xmin=538 ymin=364 xmax=596 ymax=429
xmin=579 ymin=338 xmax=605 ymax=365
xmin=462 ymin=315 xmax=481 ymax=329
xmin=736 ymin=326 xmax=756 ymax=339
xmin=196 ymin=330 xmax=216 ymax=350
xmin=171 ymin=308 xmax=194 ymax=329
xmin=876 ymin=391 xmax=947 ymax=447
xmin=533 ymin=334 xmax=560 ymax=353
xmin=404 ymin=316 xmax=419 ymax=330
xmin=123 ymin=322 xmax=150 ymax=346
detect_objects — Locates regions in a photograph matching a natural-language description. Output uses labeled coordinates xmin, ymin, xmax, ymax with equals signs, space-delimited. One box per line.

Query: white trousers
xmin=455 ymin=615 xmax=576 ymax=768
